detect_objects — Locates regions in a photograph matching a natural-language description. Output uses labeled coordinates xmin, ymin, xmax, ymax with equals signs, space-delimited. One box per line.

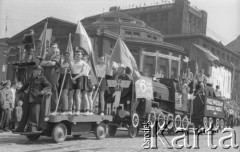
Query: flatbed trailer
xmin=13 ymin=115 xmax=112 ymax=143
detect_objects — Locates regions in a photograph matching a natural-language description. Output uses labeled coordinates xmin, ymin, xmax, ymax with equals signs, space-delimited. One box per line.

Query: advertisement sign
xmin=205 ymin=97 xmax=224 ymax=118
xmin=135 ymin=77 xmax=153 ymax=100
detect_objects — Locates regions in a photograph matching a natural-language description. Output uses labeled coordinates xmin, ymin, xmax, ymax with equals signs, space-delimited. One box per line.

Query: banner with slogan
xmin=135 ymin=77 xmax=153 ymax=101
xmin=205 ymin=97 xmax=225 ymax=118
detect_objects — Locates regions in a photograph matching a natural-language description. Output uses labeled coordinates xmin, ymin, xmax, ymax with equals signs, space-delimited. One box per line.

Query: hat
xmin=32 ymin=65 xmax=43 ymax=71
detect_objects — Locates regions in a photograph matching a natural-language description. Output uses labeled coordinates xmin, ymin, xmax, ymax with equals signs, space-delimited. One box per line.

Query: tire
xmin=52 ymin=123 xmax=67 ymax=143
xmin=209 ymin=117 xmax=213 ymax=128
xmin=220 ymin=119 xmax=225 ymax=129
xmin=26 ymin=134 xmax=40 ymax=141
xmin=158 ymin=112 xmax=165 ymax=129
xmin=182 ymin=116 xmax=189 ymax=130
xmin=95 ymin=122 xmax=107 ymax=140
xmin=167 ymin=114 xmax=174 ymax=130
xmin=108 ymin=125 xmax=118 ymax=137
xmin=174 ymin=115 xmax=181 ymax=129
xmin=132 ymin=113 xmax=140 ymax=128
xmin=203 ymin=117 xmax=208 ymax=128
xmin=128 ymin=125 xmax=138 ymax=138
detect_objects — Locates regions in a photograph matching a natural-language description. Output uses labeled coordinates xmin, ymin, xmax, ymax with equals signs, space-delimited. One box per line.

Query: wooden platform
xmin=48 ymin=114 xmax=113 ymax=123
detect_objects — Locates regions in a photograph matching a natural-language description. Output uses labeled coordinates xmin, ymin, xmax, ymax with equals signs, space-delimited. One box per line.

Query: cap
xmin=32 ymin=65 xmax=43 ymax=71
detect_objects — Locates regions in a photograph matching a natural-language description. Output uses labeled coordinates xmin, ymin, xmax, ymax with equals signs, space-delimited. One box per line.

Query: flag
xmin=66 ymin=33 xmax=74 ymax=60
xmin=39 ymin=21 xmax=48 ymax=59
xmin=110 ymin=38 xmax=141 ymax=80
xmin=72 ymin=21 xmax=98 ymax=85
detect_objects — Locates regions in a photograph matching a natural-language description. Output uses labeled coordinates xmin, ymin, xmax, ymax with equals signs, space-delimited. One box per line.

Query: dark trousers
xmin=39 ymin=94 xmax=51 ymax=129
xmin=43 ymin=67 xmax=60 ymax=112
xmin=17 ymin=94 xmax=30 ymax=131
xmin=0 ymin=109 xmax=11 ymax=129
xmin=28 ymin=103 xmax=40 ymax=126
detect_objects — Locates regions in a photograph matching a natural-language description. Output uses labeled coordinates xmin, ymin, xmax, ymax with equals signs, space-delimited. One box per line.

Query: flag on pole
xmin=66 ymin=33 xmax=74 ymax=60
xmin=110 ymin=37 xmax=141 ymax=80
xmin=39 ymin=21 xmax=48 ymax=59
xmin=72 ymin=21 xmax=98 ymax=85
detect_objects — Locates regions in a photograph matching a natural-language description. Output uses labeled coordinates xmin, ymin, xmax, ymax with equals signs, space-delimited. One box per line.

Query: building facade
xmin=165 ymin=34 xmax=240 ymax=99
xmin=85 ymin=11 xmax=185 ymax=79
xmin=0 ymin=38 xmax=9 ymax=80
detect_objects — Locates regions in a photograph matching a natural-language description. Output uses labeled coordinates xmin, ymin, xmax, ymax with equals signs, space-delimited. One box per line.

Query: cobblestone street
xmin=0 ymin=127 xmax=239 ymax=152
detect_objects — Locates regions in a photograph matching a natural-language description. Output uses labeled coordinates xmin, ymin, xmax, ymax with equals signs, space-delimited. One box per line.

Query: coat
xmin=0 ymin=88 xmax=13 ymax=109
xmin=19 ymin=75 xmax=51 ymax=103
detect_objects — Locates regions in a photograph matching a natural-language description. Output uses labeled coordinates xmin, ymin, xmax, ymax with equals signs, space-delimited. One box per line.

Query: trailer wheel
xmin=215 ymin=118 xmax=219 ymax=130
xmin=26 ymin=134 xmax=40 ymax=141
xmin=182 ymin=116 xmax=189 ymax=129
xmin=108 ymin=125 xmax=118 ymax=137
xmin=158 ymin=112 xmax=165 ymax=129
xmin=148 ymin=111 xmax=156 ymax=127
xmin=128 ymin=125 xmax=138 ymax=138
xmin=220 ymin=119 xmax=225 ymax=129
xmin=203 ymin=117 xmax=208 ymax=128
xmin=167 ymin=114 xmax=174 ymax=129
xmin=95 ymin=122 xmax=107 ymax=140
xmin=132 ymin=113 xmax=139 ymax=128
xmin=209 ymin=117 xmax=213 ymax=128
xmin=52 ymin=123 xmax=67 ymax=143
xmin=174 ymin=115 xmax=181 ymax=129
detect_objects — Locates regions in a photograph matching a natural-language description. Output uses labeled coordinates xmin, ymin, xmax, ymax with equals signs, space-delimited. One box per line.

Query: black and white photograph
xmin=0 ymin=0 xmax=239 ymax=151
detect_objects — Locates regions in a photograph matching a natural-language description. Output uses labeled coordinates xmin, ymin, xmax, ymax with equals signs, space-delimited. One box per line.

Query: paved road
xmin=0 ymin=127 xmax=239 ymax=152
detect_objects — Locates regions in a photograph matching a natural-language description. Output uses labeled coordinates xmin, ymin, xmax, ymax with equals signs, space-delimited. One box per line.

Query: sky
xmin=0 ymin=0 xmax=239 ymax=45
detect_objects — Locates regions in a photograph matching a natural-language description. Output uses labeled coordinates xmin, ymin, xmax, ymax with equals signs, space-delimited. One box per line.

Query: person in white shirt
xmin=96 ymin=56 xmax=107 ymax=116
xmin=10 ymin=81 xmax=17 ymax=108
xmin=69 ymin=49 xmax=86 ymax=116
xmin=214 ymin=85 xmax=222 ymax=97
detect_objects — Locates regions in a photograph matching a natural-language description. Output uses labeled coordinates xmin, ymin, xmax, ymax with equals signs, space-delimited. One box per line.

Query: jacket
xmin=19 ymin=75 xmax=51 ymax=103
xmin=0 ymin=88 xmax=13 ymax=109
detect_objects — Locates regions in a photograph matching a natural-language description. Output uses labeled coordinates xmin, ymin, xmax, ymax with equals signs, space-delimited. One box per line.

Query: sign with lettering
xmin=205 ymin=97 xmax=224 ymax=118
xmin=135 ymin=77 xmax=153 ymax=100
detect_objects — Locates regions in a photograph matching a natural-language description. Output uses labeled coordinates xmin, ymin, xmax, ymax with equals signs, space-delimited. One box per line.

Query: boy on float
xmin=82 ymin=54 xmax=94 ymax=115
xmin=69 ymin=49 xmax=85 ymax=116
xmin=59 ymin=52 xmax=73 ymax=115
xmin=96 ymin=56 xmax=108 ymax=116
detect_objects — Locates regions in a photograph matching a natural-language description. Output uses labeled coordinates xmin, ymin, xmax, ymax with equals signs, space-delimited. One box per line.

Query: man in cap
xmin=22 ymin=30 xmax=35 ymax=61
xmin=17 ymin=65 xmax=51 ymax=132
xmin=41 ymin=43 xmax=61 ymax=115
xmin=0 ymin=80 xmax=13 ymax=132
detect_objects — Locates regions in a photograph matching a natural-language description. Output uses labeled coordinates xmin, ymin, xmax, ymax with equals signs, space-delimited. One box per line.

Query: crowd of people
xmin=0 ymin=80 xmax=23 ymax=132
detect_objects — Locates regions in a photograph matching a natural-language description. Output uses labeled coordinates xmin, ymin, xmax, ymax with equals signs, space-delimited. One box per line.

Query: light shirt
xmin=215 ymin=89 xmax=222 ymax=97
xmin=96 ymin=64 xmax=106 ymax=78
xmin=10 ymin=88 xmax=16 ymax=107
xmin=82 ymin=62 xmax=91 ymax=76
xmin=71 ymin=60 xmax=85 ymax=74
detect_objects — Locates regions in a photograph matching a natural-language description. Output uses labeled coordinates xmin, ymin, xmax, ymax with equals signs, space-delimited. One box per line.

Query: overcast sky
xmin=0 ymin=0 xmax=239 ymax=44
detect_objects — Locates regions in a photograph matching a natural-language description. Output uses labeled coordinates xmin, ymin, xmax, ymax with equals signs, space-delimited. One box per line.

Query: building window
xmin=222 ymin=53 xmax=225 ymax=60
xmin=125 ymin=31 xmax=132 ymax=36
xmin=133 ymin=32 xmax=140 ymax=37
xmin=147 ymin=34 xmax=152 ymax=39
xmin=120 ymin=18 xmax=131 ymax=23
xmin=104 ymin=17 xmax=114 ymax=21
xmin=153 ymin=36 xmax=157 ymax=40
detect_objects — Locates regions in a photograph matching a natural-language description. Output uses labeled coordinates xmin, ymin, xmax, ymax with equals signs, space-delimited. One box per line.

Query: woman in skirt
xmin=58 ymin=52 xmax=72 ymax=115
xmin=69 ymin=49 xmax=85 ymax=116
xmin=96 ymin=56 xmax=108 ymax=116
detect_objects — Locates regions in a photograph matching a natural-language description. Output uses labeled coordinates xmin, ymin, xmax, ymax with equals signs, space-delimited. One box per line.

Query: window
xmin=157 ymin=57 xmax=169 ymax=78
xmin=147 ymin=34 xmax=152 ymax=39
xmin=133 ymin=32 xmax=140 ymax=37
xmin=227 ymin=55 xmax=230 ymax=61
xmin=203 ymin=43 xmax=207 ymax=48
xmin=211 ymin=48 xmax=215 ymax=54
xmin=171 ymin=60 xmax=178 ymax=79
xmin=143 ymin=56 xmax=156 ymax=77
xmin=120 ymin=18 xmax=131 ymax=23
xmin=125 ymin=31 xmax=132 ymax=36
xmin=104 ymin=17 xmax=114 ymax=21
xmin=222 ymin=53 xmax=225 ymax=60
xmin=153 ymin=36 xmax=157 ymax=40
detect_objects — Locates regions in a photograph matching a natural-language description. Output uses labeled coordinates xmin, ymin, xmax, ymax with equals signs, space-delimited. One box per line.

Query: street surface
xmin=0 ymin=127 xmax=239 ymax=152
